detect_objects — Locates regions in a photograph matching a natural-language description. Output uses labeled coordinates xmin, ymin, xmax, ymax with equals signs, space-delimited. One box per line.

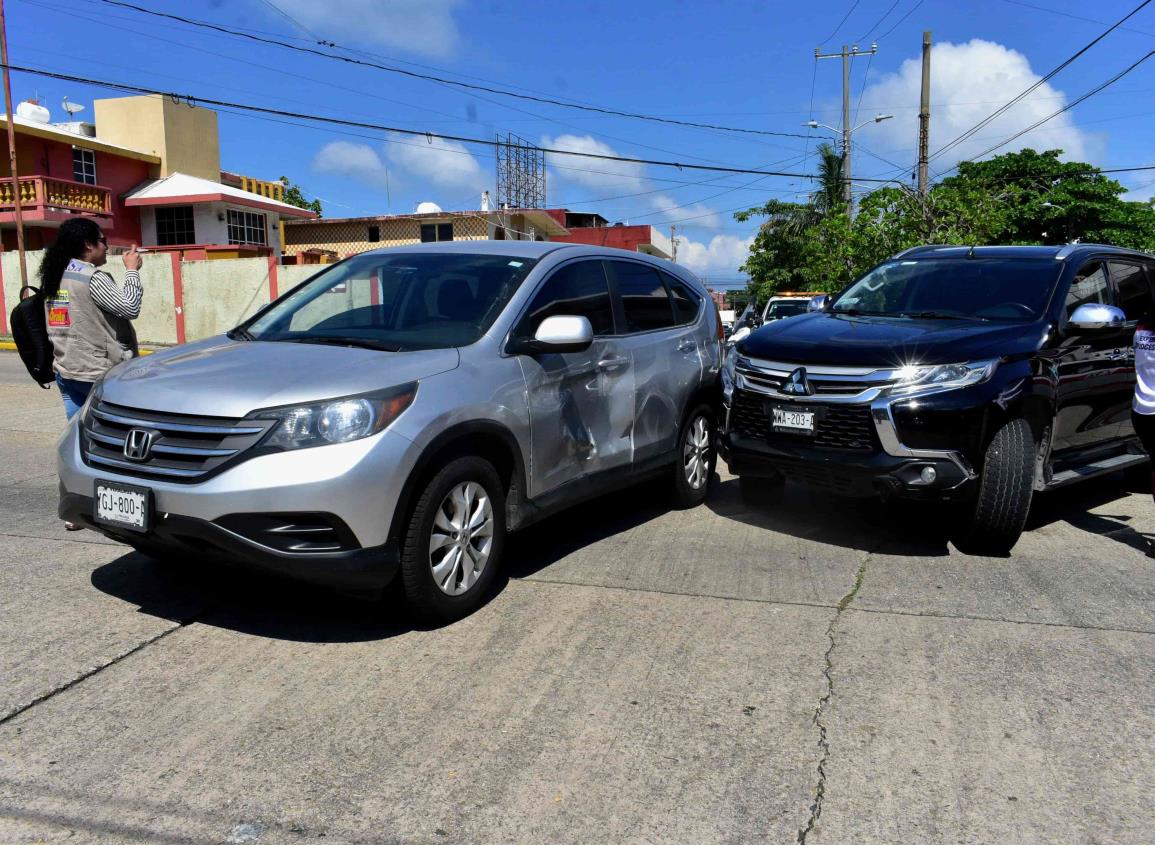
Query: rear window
xmin=833 ymin=258 xmax=1062 ymax=322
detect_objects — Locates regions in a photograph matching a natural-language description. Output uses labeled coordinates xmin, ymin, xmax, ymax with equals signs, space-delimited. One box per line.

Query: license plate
xmin=94 ymin=481 xmax=152 ymax=533
xmin=771 ymin=407 xmax=816 ymax=434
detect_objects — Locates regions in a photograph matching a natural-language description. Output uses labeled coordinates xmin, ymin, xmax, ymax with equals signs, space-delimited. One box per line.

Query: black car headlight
xmin=249 ymin=384 xmax=417 ymax=451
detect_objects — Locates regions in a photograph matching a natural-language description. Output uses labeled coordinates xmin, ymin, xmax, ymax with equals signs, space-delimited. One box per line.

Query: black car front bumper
xmin=720 ymin=429 xmax=976 ymax=500
xmin=60 ymin=492 xmax=399 ymax=593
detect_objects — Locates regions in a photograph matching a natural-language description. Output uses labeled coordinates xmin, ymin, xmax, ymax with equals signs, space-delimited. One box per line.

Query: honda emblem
xmin=123 ymin=428 xmax=156 ymax=462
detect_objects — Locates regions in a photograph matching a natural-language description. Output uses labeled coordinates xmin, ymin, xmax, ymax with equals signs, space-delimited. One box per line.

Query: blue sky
xmin=7 ymin=0 xmax=1155 ymax=286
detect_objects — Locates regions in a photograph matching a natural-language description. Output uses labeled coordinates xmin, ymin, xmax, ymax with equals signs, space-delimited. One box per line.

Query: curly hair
xmin=37 ymin=218 xmax=103 ymax=298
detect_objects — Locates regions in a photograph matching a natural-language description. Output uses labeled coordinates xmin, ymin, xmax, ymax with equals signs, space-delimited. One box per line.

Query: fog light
xmin=919 ymin=466 xmax=937 ymax=484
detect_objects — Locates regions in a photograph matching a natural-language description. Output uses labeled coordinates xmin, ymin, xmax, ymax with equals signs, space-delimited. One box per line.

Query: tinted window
xmin=1109 ymin=261 xmax=1151 ymax=321
xmin=519 ymin=261 xmax=614 ymax=337
xmin=607 ymin=261 xmax=674 ymax=332
xmin=664 ymin=273 xmax=702 ymax=325
xmin=1066 ymin=262 xmax=1109 ymax=318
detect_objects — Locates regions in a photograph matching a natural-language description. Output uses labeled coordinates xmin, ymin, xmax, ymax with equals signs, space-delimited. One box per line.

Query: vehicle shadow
xmin=90 ymin=550 xmax=417 ymax=643
xmin=703 ymin=470 xmax=1148 ymax=558
xmin=705 ymin=476 xmax=956 ymax=556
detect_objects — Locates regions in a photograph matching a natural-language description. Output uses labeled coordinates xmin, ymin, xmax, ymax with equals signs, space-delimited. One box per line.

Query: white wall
xmin=138 ymin=202 xmax=283 ymax=255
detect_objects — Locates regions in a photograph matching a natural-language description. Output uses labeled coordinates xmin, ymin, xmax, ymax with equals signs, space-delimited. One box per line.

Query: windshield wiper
xmin=228 ymin=326 xmax=255 ymax=341
xmin=898 ymin=310 xmax=989 ymax=321
xmin=279 ymin=336 xmax=404 ymax=352
xmin=832 ymin=308 xmax=888 ymax=316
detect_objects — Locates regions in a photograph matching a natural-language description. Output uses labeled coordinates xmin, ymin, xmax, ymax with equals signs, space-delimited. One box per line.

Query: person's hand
xmin=123 ymin=244 xmax=142 ymax=271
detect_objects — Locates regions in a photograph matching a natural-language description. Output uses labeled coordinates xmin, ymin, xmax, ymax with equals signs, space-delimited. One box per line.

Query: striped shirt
xmin=89 ymin=269 xmax=142 ymax=319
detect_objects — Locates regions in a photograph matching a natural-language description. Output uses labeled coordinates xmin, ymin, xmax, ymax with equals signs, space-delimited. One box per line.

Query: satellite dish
xmin=61 ymin=96 xmax=85 ymax=117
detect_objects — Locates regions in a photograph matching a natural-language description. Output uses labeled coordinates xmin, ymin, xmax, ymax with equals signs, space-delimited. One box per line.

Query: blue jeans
xmin=56 ymin=375 xmax=94 ymax=420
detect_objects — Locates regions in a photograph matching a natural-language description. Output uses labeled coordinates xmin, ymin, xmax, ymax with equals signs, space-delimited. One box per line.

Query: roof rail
xmin=891 ymin=244 xmax=957 ymax=259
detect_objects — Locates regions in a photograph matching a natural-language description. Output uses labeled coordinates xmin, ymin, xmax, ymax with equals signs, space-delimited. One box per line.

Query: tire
xmin=952 ymin=418 xmax=1035 ymax=555
xmin=400 ymin=456 xmax=506 ymax=624
xmin=738 ymin=473 xmax=784 ymax=507
xmin=671 ymin=404 xmax=717 ymax=508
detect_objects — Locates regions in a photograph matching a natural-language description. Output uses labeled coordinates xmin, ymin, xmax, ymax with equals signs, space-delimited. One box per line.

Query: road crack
xmin=797 ymin=557 xmax=868 ymax=845
xmin=0 ymin=618 xmax=195 ymax=727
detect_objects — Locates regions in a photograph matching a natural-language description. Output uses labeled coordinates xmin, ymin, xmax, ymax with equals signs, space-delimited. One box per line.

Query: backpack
xmin=9 ymin=286 xmax=54 ymax=388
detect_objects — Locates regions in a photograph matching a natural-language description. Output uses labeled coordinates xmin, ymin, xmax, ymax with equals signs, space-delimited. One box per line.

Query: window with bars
xmin=227 ymin=209 xmax=268 ymax=245
xmin=419 ymin=222 xmax=453 ymax=242
xmin=155 ymin=206 xmax=196 ymax=246
xmin=72 ymin=147 xmax=96 ymax=185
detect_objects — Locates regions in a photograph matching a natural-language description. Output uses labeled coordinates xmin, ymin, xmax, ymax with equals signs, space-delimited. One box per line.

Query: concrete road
xmin=0 ymin=353 xmax=1151 ymax=844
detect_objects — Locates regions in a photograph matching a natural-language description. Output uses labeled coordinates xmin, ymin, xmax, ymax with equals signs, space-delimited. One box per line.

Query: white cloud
xmin=675 ymin=234 xmax=754 ymax=277
xmin=542 ymin=134 xmax=647 ymax=192
xmin=383 ymin=134 xmax=488 ymax=197
xmin=269 ymin=0 xmax=464 ymax=58
xmin=312 ymin=141 xmax=390 ymax=190
xmin=859 ymin=40 xmax=1092 ymax=174
xmin=649 ymin=194 xmax=723 ymax=229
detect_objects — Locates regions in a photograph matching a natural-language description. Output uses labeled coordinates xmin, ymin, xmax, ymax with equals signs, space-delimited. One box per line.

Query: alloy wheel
xmin=428 ymin=481 xmax=494 ymax=596
xmin=683 ymin=415 xmax=711 ymax=490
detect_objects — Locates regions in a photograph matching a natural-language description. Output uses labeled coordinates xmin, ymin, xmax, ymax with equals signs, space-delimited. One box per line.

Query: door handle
xmin=597 ymin=355 xmax=629 ymax=371
xmin=676 ymin=340 xmax=696 ymax=352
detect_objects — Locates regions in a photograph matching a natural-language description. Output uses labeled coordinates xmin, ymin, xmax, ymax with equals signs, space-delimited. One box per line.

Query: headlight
xmin=251 ymin=384 xmax=417 ymax=451
xmin=890 ymin=360 xmax=997 ymax=396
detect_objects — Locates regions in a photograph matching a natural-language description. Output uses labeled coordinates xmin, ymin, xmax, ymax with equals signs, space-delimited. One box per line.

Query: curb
xmin=0 ymin=340 xmax=155 ymax=356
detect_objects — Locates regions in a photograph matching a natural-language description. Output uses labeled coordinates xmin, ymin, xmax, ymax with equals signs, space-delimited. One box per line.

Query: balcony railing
xmin=0 ymin=176 xmax=112 ymax=216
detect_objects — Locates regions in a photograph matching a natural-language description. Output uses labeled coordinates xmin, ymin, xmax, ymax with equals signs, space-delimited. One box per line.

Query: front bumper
xmin=60 ymin=492 xmax=398 ymax=592
xmin=57 ymin=421 xmax=418 ymax=591
xmin=720 ymin=390 xmax=978 ymax=500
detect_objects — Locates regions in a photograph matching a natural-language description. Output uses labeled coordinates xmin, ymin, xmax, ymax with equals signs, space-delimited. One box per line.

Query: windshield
xmin=832 ymin=258 xmax=1062 ymax=322
xmin=244 ymin=252 xmax=539 ymax=350
xmin=766 ymin=300 xmax=808 ymax=319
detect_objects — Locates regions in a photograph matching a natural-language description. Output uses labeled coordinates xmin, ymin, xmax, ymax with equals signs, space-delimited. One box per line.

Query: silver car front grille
xmin=81 ymin=401 xmax=274 ymax=482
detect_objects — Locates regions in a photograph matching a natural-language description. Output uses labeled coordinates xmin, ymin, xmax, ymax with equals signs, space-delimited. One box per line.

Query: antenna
xmin=61 ymin=96 xmax=85 ymax=117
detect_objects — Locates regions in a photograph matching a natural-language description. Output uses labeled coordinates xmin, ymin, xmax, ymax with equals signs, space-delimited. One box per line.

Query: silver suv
xmin=58 ymin=242 xmax=722 ymax=621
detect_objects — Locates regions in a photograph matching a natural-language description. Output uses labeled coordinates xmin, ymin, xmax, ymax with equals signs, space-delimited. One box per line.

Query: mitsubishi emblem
xmin=123 ymin=428 xmax=156 ymax=462
xmin=782 ymin=367 xmax=813 ymax=397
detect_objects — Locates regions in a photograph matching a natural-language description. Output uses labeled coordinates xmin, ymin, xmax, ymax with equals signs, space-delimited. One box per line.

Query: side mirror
xmin=808 ymin=294 xmax=831 ymax=313
xmin=1068 ymin=303 xmax=1126 ymax=331
xmin=509 ymin=314 xmax=594 ymax=354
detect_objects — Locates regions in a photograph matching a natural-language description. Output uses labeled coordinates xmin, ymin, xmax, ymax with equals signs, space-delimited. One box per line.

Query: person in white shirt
xmin=1132 ymin=313 xmax=1155 ymax=555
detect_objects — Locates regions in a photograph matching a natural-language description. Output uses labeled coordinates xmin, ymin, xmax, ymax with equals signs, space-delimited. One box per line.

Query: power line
xmin=999 ymin=0 xmax=1155 ymax=37
xmin=93 ymin=0 xmax=813 ymax=140
xmin=820 ymin=1 xmax=862 ymax=45
xmin=5 ymin=63 xmax=876 ymax=181
xmin=25 ymin=0 xmax=746 ymax=170
xmin=876 ymin=0 xmax=925 ymax=40
xmin=928 ymin=0 xmax=1153 ymax=163
xmin=944 ymin=50 xmax=1155 ymax=172
xmin=857 ymin=1 xmax=903 ymax=41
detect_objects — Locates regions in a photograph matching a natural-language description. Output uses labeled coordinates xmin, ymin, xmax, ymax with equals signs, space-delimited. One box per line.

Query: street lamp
xmin=805 ymin=114 xmax=894 ymax=212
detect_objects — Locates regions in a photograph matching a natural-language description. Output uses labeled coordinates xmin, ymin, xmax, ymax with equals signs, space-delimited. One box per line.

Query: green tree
xmin=736 ymin=147 xmax=1155 ymax=302
xmin=279 ymin=176 xmax=323 ymax=216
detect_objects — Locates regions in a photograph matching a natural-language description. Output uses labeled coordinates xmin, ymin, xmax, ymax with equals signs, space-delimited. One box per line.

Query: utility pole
xmin=917 ymin=31 xmax=932 ymax=195
xmin=670 ymin=225 xmax=677 ymax=263
xmin=816 ymin=43 xmax=877 ymax=213
xmin=0 ymin=0 xmax=28 ymax=289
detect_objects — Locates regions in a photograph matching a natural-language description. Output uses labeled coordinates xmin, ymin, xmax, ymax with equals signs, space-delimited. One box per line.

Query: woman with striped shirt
xmin=40 ymin=218 xmax=143 ymax=419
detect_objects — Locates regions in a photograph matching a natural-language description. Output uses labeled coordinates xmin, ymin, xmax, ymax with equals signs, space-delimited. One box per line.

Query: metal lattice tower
xmin=495 ymin=133 xmax=546 ymax=209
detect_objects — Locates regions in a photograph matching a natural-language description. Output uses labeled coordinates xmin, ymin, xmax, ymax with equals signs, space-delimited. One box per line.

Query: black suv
xmin=720 ymin=244 xmax=1149 ymax=553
